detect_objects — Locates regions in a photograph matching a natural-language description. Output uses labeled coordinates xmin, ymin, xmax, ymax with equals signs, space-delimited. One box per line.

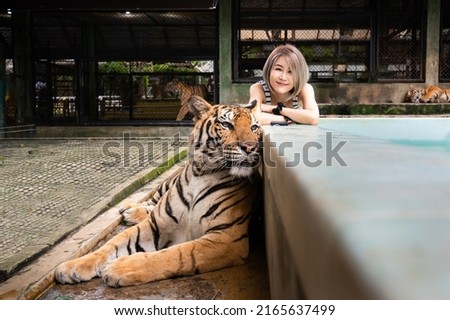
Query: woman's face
xmin=269 ymin=56 xmax=294 ymax=95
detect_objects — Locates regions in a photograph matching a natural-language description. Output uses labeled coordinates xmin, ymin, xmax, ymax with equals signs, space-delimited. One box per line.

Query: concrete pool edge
xmin=262 ymin=119 xmax=450 ymax=299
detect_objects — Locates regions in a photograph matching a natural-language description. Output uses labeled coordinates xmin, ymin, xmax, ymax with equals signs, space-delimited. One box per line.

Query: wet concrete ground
xmin=41 ymin=220 xmax=270 ymax=300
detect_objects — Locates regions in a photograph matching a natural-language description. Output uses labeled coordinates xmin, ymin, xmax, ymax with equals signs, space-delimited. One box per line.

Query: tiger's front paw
xmin=101 ymin=253 xmax=157 ymax=287
xmin=54 ymin=255 xmax=102 ymax=284
xmin=118 ymin=202 xmax=139 ymax=214
xmin=119 ymin=204 xmax=153 ymax=225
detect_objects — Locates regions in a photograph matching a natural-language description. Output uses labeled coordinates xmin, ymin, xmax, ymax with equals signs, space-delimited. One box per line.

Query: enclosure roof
xmin=0 ymin=1 xmax=218 ymax=60
xmin=0 ymin=0 xmax=218 ymax=11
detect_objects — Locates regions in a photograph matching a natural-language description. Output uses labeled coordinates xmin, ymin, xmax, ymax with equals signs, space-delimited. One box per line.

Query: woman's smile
xmin=269 ymin=56 xmax=294 ymax=95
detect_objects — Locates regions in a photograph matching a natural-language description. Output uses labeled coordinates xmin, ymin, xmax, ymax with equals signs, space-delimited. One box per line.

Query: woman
xmin=249 ymin=44 xmax=320 ymax=125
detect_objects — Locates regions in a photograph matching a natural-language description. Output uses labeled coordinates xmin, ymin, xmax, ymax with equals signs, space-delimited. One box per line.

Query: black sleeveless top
xmin=258 ymin=80 xmax=299 ymax=109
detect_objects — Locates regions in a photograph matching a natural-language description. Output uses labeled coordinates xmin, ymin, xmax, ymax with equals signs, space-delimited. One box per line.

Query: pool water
xmin=319 ymin=118 xmax=450 ymax=153
xmin=390 ymin=139 xmax=450 ymax=153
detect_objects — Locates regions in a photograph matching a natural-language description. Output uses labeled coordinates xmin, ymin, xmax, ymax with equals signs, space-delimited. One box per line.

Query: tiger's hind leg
xmin=101 ymin=231 xmax=250 ymax=287
xmin=438 ymin=89 xmax=450 ymax=102
xmin=175 ymin=97 xmax=189 ymax=121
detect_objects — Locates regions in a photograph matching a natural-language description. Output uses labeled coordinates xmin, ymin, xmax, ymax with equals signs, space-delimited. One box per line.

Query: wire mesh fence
xmin=440 ymin=1 xmax=450 ymax=81
xmin=96 ymin=68 xmax=214 ymax=121
xmin=235 ymin=0 xmax=425 ymax=83
xmin=22 ymin=10 xmax=216 ymax=124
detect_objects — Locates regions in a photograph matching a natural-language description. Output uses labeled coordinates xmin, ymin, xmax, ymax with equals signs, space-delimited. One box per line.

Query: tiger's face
xmin=165 ymin=79 xmax=181 ymax=97
xmin=188 ymin=95 xmax=262 ymax=177
xmin=404 ymin=86 xmax=423 ymax=103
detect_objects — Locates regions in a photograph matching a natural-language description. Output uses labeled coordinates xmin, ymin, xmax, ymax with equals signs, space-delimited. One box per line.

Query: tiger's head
xmin=165 ymin=79 xmax=181 ymax=98
xmin=404 ymin=85 xmax=424 ymax=103
xmin=187 ymin=95 xmax=262 ymax=177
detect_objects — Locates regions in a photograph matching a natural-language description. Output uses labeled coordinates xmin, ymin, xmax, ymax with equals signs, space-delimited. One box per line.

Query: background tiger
xmin=165 ymin=79 xmax=208 ymax=121
xmin=55 ymin=95 xmax=262 ymax=287
xmin=439 ymin=88 xmax=450 ymax=102
xmin=403 ymin=85 xmax=424 ymax=103
xmin=419 ymin=85 xmax=445 ymax=103
xmin=420 ymin=85 xmax=450 ymax=103
xmin=404 ymin=85 xmax=450 ymax=103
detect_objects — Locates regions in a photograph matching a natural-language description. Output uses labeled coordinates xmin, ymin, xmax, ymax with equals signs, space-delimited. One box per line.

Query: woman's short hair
xmin=262 ymin=44 xmax=309 ymax=102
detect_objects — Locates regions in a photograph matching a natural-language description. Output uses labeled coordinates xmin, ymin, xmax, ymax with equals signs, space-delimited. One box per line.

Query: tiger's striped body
xmin=419 ymin=85 xmax=444 ymax=103
xmin=165 ymin=79 xmax=208 ymax=121
xmin=55 ymin=95 xmax=262 ymax=287
xmin=404 ymin=85 xmax=450 ymax=103
xmin=437 ymin=88 xmax=450 ymax=103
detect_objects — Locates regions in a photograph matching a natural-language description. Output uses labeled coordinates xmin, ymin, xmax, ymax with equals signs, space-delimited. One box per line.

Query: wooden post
xmin=425 ymin=0 xmax=441 ymax=84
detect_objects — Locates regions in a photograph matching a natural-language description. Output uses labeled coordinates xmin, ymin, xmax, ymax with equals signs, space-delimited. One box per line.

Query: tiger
xmin=438 ymin=88 xmax=450 ymax=102
xmin=165 ymin=79 xmax=208 ymax=121
xmin=419 ymin=85 xmax=445 ymax=103
xmin=55 ymin=95 xmax=262 ymax=287
xmin=403 ymin=85 xmax=424 ymax=103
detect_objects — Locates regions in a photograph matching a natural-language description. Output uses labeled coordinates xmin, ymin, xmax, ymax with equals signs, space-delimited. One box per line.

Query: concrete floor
xmin=0 ymin=137 xmax=186 ymax=283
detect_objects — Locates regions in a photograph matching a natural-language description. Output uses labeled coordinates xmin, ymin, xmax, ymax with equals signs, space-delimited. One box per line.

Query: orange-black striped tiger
xmin=165 ymin=79 xmax=208 ymax=121
xmin=55 ymin=95 xmax=262 ymax=287
xmin=420 ymin=85 xmax=450 ymax=103
xmin=439 ymin=89 xmax=450 ymax=102
xmin=404 ymin=85 xmax=424 ymax=103
xmin=419 ymin=85 xmax=444 ymax=103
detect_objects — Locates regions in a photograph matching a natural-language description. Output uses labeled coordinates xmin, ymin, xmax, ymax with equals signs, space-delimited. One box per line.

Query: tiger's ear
xmin=238 ymin=100 xmax=257 ymax=109
xmin=188 ymin=95 xmax=212 ymax=121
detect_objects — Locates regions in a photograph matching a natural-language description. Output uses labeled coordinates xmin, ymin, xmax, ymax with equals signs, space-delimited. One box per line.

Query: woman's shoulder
xmin=250 ymin=81 xmax=264 ymax=91
xmin=299 ymin=83 xmax=315 ymax=96
xmin=253 ymin=79 xmax=266 ymax=86
xmin=303 ymin=83 xmax=314 ymax=90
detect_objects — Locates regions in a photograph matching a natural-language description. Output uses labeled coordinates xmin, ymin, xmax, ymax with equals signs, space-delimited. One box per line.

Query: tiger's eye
xmin=221 ymin=122 xmax=234 ymax=130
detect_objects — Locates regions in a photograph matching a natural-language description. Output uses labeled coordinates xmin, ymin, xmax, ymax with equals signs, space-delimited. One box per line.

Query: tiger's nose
xmin=240 ymin=141 xmax=259 ymax=154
